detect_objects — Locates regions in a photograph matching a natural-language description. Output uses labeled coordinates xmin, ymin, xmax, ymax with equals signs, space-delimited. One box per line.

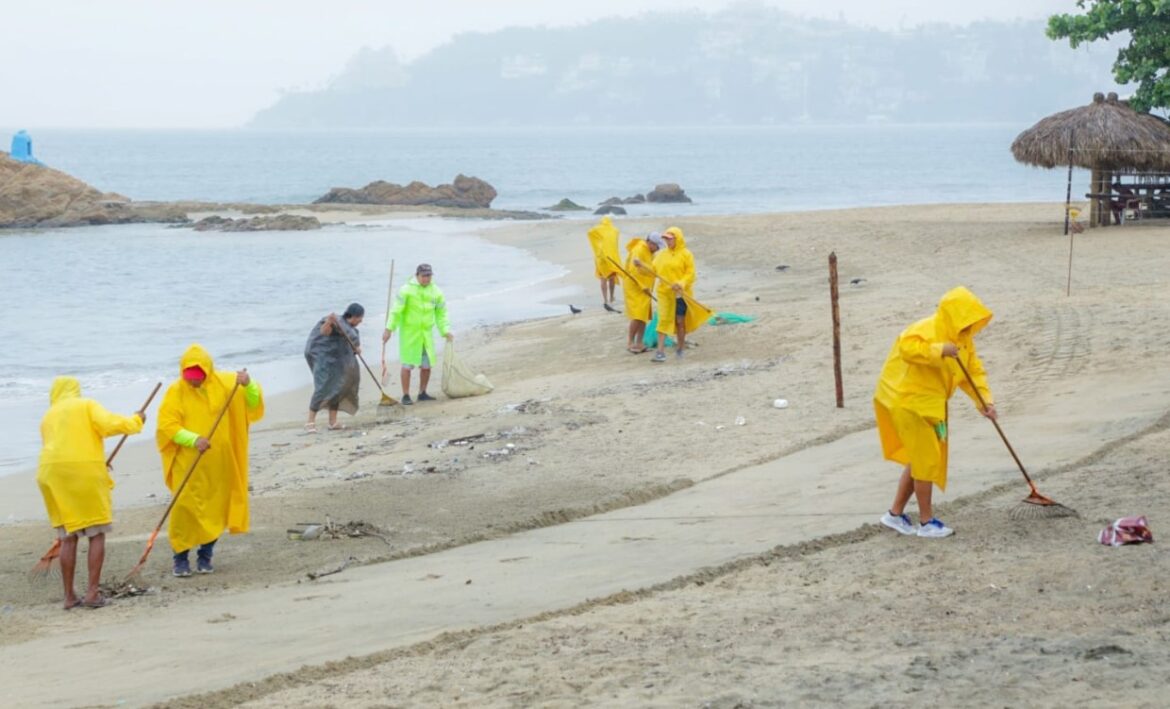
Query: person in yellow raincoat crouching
xmin=873 ymin=286 xmax=997 ymax=539
xmin=156 ymin=344 xmax=263 ymax=577
xmin=37 ymin=376 xmax=145 ymax=609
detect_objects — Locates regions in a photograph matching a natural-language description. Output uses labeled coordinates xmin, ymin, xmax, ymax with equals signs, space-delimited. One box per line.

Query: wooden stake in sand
xmin=829 ymin=252 xmax=844 ymax=408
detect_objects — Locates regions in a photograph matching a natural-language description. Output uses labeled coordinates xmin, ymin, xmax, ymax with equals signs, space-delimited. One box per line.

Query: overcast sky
xmin=2 ymin=0 xmax=1078 ymax=129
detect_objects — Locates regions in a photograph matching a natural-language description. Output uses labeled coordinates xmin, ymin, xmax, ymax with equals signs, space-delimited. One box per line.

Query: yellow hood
xmin=935 ymin=286 xmax=992 ymax=342
xmin=180 ymin=343 xmax=215 ymax=378
xmin=50 ymin=376 xmax=81 ymax=405
xmin=663 ymin=226 xmax=686 ymax=250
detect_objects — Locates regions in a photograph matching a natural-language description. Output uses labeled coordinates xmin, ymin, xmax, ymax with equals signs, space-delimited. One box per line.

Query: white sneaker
xmin=917 ymin=518 xmax=954 ymax=538
xmin=880 ymin=511 xmax=918 ymax=536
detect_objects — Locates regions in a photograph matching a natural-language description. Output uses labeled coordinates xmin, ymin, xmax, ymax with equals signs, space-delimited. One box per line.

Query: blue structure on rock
xmin=10 ymin=130 xmax=43 ymax=165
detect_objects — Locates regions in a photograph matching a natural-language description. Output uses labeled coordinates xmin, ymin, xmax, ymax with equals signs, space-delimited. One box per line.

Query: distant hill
xmin=248 ymin=7 xmax=1127 ymax=129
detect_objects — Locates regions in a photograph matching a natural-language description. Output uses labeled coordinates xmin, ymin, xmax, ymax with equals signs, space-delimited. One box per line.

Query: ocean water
xmin=0 ymin=125 xmax=1079 ymax=475
xmin=23 ymin=125 xmax=1082 ymax=213
xmin=0 ymin=218 xmax=571 ymax=475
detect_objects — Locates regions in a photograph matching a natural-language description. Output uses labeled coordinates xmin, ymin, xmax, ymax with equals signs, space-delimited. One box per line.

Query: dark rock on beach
xmin=594 ymin=205 xmax=627 ymax=216
xmin=646 ymin=183 xmax=692 ymax=203
xmin=191 ymin=214 xmax=322 ymax=232
xmin=314 ymin=174 xmax=497 ymax=209
xmin=547 ymin=198 xmax=588 ymax=211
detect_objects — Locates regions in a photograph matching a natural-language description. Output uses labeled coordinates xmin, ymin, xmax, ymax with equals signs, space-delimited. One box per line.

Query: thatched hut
xmin=1012 ymin=92 xmax=1170 ymax=226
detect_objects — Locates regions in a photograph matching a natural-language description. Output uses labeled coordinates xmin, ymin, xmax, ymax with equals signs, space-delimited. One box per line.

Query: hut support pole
xmin=1063 ymin=155 xmax=1073 ymax=236
xmin=829 ymin=252 xmax=844 ymax=409
xmin=1089 ymin=169 xmax=1100 ymax=228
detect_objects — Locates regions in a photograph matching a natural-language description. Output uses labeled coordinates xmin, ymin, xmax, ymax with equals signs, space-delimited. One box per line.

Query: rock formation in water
xmin=191 ymin=214 xmax=322 ymax=232
xmin=646 ymin=183 xmax=692 ymax=203
xmin=314 ymin=174 xmax=497 ymax=209
xmin=0 ymin=151 xmax=186 ymax=228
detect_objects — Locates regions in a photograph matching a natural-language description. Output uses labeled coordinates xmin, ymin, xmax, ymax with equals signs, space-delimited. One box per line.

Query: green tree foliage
xmin=1048 ymin=1 xmax=1170 ymax=112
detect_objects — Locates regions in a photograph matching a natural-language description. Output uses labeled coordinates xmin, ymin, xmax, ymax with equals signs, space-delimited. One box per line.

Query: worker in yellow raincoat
xmin=37 ymin=377 xmax=145 ymax=609
xmin=156 ymin=344 xmax=264 ymax=577
xmin=648 ymin=226 xmax=712 ymax=362
xmin=874 ymin=286 xmax=996 ymax=539
xmin=587 ymin=216 xmax=622 ymax=311
xmin=621 ymin=231 xmax=661 ymax=353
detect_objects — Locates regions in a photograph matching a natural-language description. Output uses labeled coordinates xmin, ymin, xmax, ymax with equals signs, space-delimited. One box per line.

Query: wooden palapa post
xmin=829 ymin=252 xmax=844 ymax=408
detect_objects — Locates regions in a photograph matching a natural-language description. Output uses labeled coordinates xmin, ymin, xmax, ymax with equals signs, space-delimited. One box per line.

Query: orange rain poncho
xmin=156 ymin=345 xmax=264 ymax=553
xmin=652 ymin=227 xmax=712 ymax=337
xmin=873 ymin=286 xmax=993 ymax=490
xmin=622 ymin=237 xmax=656 ymax=322
xmin=36 ymin=377 xmax=143 ymax=534
xmin=587 ymin=216 xmax=622 ymax=279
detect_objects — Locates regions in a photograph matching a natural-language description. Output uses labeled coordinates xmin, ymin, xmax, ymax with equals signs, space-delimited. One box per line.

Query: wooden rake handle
xmin=606 ymin=255 xmax=658 ymax=302
xmin=105 ymin=382 xmax=163 ymax=468
xmin=953 ymin=355 xmax=1039 ymax=493
xmin=128 ymin=381 xmax=239 ymax=577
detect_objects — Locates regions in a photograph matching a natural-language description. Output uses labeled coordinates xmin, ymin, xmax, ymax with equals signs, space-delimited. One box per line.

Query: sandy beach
xmin=2 ymin=203 xmax=1169 ymax=707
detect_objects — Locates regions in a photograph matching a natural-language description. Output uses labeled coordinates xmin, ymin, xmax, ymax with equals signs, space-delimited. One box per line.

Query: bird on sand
xmin=569 ymin=304 xmax=582 ymax=314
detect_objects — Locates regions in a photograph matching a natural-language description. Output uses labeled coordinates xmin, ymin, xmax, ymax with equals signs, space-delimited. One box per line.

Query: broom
xmin=381 ymin=260 xmax=395 ymax=387
xmin=338 ymin=321 xmax=399 ymax=407
xmin=124 ymin=381 xmax=239 ymax=583
xmin=28 ymin=382 xmax=163 ymax=581
xmin=954 ymin=356 xmax=1077 ymax=519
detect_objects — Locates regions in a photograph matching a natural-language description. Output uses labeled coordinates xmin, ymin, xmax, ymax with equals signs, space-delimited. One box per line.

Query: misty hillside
xmin=249 ymin=6 xmax=1126 ymax=129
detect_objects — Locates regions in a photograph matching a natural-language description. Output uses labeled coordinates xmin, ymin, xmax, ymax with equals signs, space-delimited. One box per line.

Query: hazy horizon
xmin=3 ymin=1 xmax=1080 ymax=130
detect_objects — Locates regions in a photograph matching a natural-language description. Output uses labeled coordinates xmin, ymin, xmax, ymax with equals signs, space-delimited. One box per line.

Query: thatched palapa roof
xmin=1012 ymin=92 xmax=1170 ymax=171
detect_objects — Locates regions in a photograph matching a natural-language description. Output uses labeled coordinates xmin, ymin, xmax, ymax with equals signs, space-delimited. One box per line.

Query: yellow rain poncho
xmin=587 ymin=216 xmax=622 ymax=279
xmin=652 ymin=227 xmax=713 ymax=337
xmin=156 ymin=344 xmax=264 ymax=553
xmin=873 ymin=286 xmax=993 ymax=490
xmin=36 ymin=377 xmax=143 ymax=533
xmin=622 ymin=237 xmax=656 ymax=322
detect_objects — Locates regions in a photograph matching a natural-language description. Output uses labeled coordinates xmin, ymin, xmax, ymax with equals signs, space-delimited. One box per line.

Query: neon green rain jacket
xmin=386 ymin=277 xmax=451 ymax=366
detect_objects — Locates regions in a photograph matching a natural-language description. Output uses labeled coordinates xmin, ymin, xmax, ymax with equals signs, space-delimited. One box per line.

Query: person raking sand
xmin=874 ymin=286 xmax=997 ymax=538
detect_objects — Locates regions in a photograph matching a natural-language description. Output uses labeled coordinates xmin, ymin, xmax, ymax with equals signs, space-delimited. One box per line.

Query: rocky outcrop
xmin=594 ymin=205 xmax=627 ymax=216
xmin=547 ymin=198 xmax=588 ymax=211
xmin=191 ymin=214 xmax=321 ymax=232
xmin=646 ymin=183 xmax=692 ymax=203
xmin=0 ymin=151 xmax=186 ymax=228
xmin=599 ymin=194 xmax=646 ymax=206
xmin=314 ymin=174 xmax=497 ymax=208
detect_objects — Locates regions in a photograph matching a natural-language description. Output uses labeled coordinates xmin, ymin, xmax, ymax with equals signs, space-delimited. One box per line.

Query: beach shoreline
xmin=2 ymin=202 xmax=1169 ymax=706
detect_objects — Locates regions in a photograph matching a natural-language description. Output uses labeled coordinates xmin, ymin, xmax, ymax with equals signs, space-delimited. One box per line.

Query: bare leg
xmin=327 ymin=408 xmax=339 ymax=427
xmin=60 ymin=534 xmax=78 ymax=609
xmin=599 ymin=278 xmax=608 ymax=305
xmin=607 ymin=276 xmax=617 ymax=303
xmin=83 ymin=534 xmax=105 ymax=604
xmin=400 ymin=367 xmax=412 ymax=397
xmin=889 ymin=466 xmax=914 ymax=515
xmin=419 ymin=367 xmax=432 ymax=394
xmin=306 ymin=409 xmax=318 ymax=426
xmin=913 ymin=479 xmax=934 ymax=522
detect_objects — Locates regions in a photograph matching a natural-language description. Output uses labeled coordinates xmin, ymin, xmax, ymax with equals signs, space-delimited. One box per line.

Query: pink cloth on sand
xmin=1098 ymin=515 xmax=1153 ymax=547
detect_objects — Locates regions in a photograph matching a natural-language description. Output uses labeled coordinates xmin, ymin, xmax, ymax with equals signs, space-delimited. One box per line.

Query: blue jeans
xmin=174 ymin=538 xmax=217 ymax=563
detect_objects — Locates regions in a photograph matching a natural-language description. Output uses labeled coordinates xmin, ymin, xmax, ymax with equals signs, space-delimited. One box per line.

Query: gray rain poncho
xmin=304 ymin=317 xmax=361 ymax=414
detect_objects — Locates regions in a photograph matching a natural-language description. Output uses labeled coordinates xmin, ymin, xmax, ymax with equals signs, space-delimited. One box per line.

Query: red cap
xmin=182 ymin=365 xmax=206 ymax=382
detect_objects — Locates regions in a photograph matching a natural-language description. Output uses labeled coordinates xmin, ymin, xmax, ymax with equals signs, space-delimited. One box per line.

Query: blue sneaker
xmin=917 ymin=518 xmax=955 ymax=538
xmin=401 ymin=394 xmax=413 ymax=405
xmin=173 ymin=556 xmax=191 ymax=577
xmin=197 ymin=557 xmax=214 ymax=574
